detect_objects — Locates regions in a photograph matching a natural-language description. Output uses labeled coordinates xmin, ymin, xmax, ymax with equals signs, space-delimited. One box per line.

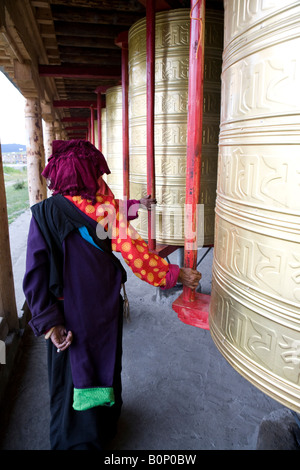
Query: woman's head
xmin=42 ymin=139 xmax=110 ymax=202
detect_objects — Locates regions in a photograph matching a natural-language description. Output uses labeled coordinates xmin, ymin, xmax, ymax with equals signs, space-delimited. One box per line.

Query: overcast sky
xmin=0 ymin=72 xmax=27 ymax=145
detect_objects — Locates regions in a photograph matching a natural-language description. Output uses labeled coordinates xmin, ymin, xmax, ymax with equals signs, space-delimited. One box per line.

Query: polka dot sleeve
xmin=65 ymin=194 xmax=169 ymax=287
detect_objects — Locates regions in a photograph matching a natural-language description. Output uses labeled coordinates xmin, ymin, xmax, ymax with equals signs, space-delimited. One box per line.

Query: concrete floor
xmin=0 ymin=210 xmax=298 ymax=451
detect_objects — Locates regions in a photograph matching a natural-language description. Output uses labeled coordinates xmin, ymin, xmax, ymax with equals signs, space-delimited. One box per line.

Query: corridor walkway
xmin=0 ymin=210 xmax=297 ymax=450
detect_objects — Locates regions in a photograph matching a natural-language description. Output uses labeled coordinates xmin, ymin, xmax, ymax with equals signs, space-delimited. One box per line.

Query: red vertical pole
xmin=183 ymin=0 xmax=205 ymax=302
xmin=96 ymin=91 xmax=102 ymax=151
xmin=146 ymin=0 xmax=156 ymax=251
xmin=121 ymin=34 xmax=129 ymax=199
xmin=90 ymin=105 xmax=95 ymax=145
xmin=88 ymin=119 xmax=91 ymax=142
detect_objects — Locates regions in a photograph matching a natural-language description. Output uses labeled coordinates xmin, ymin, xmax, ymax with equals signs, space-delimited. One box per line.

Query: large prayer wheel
xmin=128 ymin=8 xmax=223 ymax=245
xmin=209 ymin=0 xmax=300 ymax=412
xmin=105 ymin=86 xmax=123 ymax=199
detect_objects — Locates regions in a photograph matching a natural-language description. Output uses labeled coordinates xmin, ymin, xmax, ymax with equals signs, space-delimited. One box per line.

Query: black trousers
xmin=46 ymin=300 xmax=123 ymax=450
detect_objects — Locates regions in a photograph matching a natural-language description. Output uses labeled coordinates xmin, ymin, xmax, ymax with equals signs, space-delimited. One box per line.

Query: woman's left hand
xmin=50 ymin=325 xmax=73 ymax=352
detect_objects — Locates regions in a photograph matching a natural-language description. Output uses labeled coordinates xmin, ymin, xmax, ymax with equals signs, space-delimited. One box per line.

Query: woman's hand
xmin=50 ymin=325 xmax=73 ymax=352
xmin=178 ymin=267 xmax=202 ymax=289
xmin=140 ymin=195 xmax=157 ymax=210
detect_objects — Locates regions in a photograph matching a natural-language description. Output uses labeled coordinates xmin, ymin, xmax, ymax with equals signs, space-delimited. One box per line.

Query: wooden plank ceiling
xmin=0 ymin=0 xmax=222 ymax=139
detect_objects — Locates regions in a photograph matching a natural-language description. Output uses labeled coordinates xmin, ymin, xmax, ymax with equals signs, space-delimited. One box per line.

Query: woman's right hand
xmin=178 ymin=267 xmax=202 ymax=289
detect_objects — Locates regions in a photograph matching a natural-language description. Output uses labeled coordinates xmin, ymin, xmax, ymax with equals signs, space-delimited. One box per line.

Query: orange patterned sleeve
xmin=65 ymin=194 xmax=169 ymax=287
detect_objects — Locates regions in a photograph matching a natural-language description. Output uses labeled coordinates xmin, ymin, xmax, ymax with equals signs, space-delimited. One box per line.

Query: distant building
xmin=2 ymin=152 xmax=27 ymax=164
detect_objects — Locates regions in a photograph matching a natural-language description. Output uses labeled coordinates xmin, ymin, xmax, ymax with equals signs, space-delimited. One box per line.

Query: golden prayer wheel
xmin=105 ymin=85 xmax=123 ymax=199
xmin=209 ymin=0 xmax=300 ymax=412
xmin=128 ymin=8 xmax=223 ymax=245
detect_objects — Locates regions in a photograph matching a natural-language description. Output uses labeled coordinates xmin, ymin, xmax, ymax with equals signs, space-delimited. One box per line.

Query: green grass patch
xmin=3 ymin=166 xmax=29 ymax=223
xmin=3 ymin=165 xmax=27 ymax=182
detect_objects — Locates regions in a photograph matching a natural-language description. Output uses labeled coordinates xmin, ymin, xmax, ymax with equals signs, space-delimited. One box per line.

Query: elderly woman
xmin=23 ymin=139 xmax=201 ymax=450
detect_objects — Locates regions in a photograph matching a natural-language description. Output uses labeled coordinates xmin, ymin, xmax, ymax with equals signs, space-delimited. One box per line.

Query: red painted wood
xmin=172 ymin=292 xmax=210 ymax=330
xmin=138 ymin=0 xmax=177 ymax=10
xmin=183 ymin=0 xmax=205 ymax=302
xmin=95 ymin=85 xmax=110 ymax=94
xmin=146 ymin=0 xmax=156 ymax=252
xmin=90 ymin=105 xmax=95 ymax=145
xmin=152 ymin=244 xmax=181 ymax=259
xmin=122 ymin=38 xmax=129 ymax=199
xmin=88 ymin=119 xmax=91 ymax=142
xmin=96 ymin=91 xmax=102 ymax=151
xmin=172 ymin=0 xmax=210 ymax=330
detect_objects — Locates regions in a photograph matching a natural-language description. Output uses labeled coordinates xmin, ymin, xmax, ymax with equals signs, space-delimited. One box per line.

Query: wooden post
xmin=44 ymin=120 xmax=55 ymax=197
xmin=44 ymin=120 xmax=55 ymax=163
xmin=96 ymin=90 xmax=102 ymax=151
xmin=0 ymin=142 xmax=19 ymax=332
xmin=90 ymin=105 xmax=95 ymax=145
xmin=25 ymin=98 xmax=47 ymax=206
xmin=172 ymin=0 xmax=210 ymax=330
xmin=95 ymin=86 xmax=109 ymax=151
xmin=146 ymin=0 xmax=156 ymax=251
xmin=182 ymin=0 xmax=205 ymax=302
xmin=54 ymin=120 xmax=62 ymax=140
xmin=88 ymin=119 xmax=91 ymax=142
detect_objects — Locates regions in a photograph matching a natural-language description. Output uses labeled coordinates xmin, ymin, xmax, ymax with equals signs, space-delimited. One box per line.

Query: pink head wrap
xmin=42 ymin=139 xmax=111 ymax=203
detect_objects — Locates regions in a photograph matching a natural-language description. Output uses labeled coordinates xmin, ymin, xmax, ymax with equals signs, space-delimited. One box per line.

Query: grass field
xmin=3 ymin=165 xmax=29 ymax=223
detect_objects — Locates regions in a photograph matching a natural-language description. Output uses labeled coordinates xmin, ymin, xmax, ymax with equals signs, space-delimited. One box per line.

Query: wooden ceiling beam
xmin=66 ymin=133 xmax=86 ymax=138
xmin=51 ymin=5 xmax=144 ymax=26
xmin=59 ymin=55 xmax=120 ymax=66
xmin=61 ymin=117 xmax=89 ymax=122
xmin=39 ymin=0 xmax=145 ymax=12
xmin=63 ymin=93 xmax=102 ymax=100
xmin=56 ymin=35 xmax=119 ymax=49
xmin=34 ymin=7 xmax=53 ymax=24
xmin=31 ymin=1 xmax=50 ymax=7
xmin=138 ymin=0 xmax=187 ymax=9
xmin=53 ymin=21 xmax=124 ymax=39
xmin=53 ymin=99 xmax=97 ymax=108
xmin=39 ymin=64 xmax=121 ymax=79
xmin=58 ymin=46 xmax=121 ymax=58
xmin=64 ymin=126 xmax=87 ymax=130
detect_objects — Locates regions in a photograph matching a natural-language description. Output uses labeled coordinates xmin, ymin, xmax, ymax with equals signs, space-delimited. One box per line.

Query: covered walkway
xmin=0 ymin=0 xmax=300 ymax=453
xmin=0 ymin=211 xmax=298 ymax=450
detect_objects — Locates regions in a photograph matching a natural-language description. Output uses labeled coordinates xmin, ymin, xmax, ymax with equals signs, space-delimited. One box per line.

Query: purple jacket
xmin=23 ymin=214 xmax=123 ymax=407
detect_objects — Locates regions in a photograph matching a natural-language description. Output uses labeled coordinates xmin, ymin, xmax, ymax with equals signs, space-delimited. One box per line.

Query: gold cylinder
xmin=105 ymin=85 xmax=123 ymax=199
xmin=210 ymin=0 xmax=300 ymax=412
xmin=128 ymin=8 xmax=223 ymax=245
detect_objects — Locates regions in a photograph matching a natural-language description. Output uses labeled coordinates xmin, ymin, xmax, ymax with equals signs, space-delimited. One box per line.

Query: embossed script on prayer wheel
xmin=128 ymin=9 xmax=223 ymax=245
xmin=209 ymin=0 xmax=300 ymax=412
xmin=105 ymin=86 xmax=123 ymax=199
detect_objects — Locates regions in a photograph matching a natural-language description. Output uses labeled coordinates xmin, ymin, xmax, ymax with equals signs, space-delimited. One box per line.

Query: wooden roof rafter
xmin=0 ymin=0 xmax=223 ymax=132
